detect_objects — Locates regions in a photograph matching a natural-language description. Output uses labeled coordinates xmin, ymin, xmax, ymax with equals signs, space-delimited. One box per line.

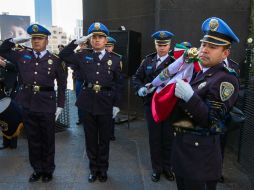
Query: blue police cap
xmin=200 ymin=17 xmax=239 ymax=45
xmin=106 ymin=36 xmax=116 ymax=47
xmin=180 ymin=41 xmax=192 ymax=48
xmin=151 ymin=30 xmax=174 ymax=45
xmin=27 ymin=24 xmax=51 ymax=37
xmin=88 ymin=22 xmax=109 ymax=37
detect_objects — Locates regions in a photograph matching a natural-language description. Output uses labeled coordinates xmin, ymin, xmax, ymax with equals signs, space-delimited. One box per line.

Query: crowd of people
xmin=0 ymin=16 xmax=240 ymax=190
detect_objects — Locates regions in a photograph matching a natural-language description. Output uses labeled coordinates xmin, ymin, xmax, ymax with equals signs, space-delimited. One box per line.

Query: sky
xmin=0 ymin=0 xmax=83 ymax=36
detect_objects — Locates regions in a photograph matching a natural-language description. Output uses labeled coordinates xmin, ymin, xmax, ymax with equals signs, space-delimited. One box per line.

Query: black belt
xmin=22 ymin=84 xmax=54 ymax=92
xmin=174 ymin=127 xmax=215 ymax=136
xmin=83 ymin=82 xmax=112 ymax=92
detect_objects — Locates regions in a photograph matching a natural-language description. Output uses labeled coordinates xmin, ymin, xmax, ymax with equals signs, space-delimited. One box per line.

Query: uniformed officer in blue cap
xmin=170 ymin=17 xmax=240 ymax=190
xmin=0 ymin=23 xmax=67 ymax=183
xmin=105 ymin=36 xmax=116 ymax=52
xmin=59 ymin=22 xmax=122 ymax=183
xmin=132 ymin=30 xmax=175 ymax=182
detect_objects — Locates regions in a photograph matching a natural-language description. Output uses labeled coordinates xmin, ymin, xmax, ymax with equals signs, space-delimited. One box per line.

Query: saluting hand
xmin=175 ymin=79 xmax=194 ymax=102
xmin=74 ymin=33 xmax=93 ymax=45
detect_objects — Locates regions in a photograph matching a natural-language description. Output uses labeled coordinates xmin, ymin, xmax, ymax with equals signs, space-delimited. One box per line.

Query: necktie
xmin=36 ymin=52 xmax=41 ymax=62
xmin=156 ymin=58 xmax=161 ymax=68
xmin=94 ymin=52 xmax=101 ymax=61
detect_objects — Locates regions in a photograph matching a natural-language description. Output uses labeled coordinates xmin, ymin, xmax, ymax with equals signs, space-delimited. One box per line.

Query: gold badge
xmin=48 ymin=59 xmax=53 ymax=65
xmin=209 ymin=18 xmax=219 ymax=31
xmin=107 ymin=60 xmax=112 ymax=66
xmin=220 ymin=82 xmax=234 ymax=101
xmin=32 ymin=25 xmax=39 ymax=32
xmin=94 ymin=22 xmax=101 ymax=30
xmin=159 ymin=31 xmax=165 ymax=38
xmin=198 ymin=82 xmax=207 ymax=89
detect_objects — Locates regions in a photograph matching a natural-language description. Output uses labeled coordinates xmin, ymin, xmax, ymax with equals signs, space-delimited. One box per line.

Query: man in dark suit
xmin=59 ymin=22 xmax=122 ymax=183
xmin=132 ymin=30 xmax=175 ymax=182
xmin=170 ymin=17 xmax=240 ymax=190
xmin=0 ymin=24 xmax=67 ymax=183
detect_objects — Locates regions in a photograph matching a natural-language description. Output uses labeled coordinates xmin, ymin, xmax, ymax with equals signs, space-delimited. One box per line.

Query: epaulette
xmin=223 ymin=64 xmax=237 ymax=76
xmin=229 ymin=59 xmax=239 ymax=65
xmin=111 ymin=51 xmax=122 ymax=58
xmin=52 ymin=53 xmax=60 ymax=59
xmin=146 ymin=52 xmax=157 ymax=58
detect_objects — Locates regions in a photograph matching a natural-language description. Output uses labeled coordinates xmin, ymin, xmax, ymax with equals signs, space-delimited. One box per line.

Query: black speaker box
xmin=109 ymin=30 xmax=142 ymax=76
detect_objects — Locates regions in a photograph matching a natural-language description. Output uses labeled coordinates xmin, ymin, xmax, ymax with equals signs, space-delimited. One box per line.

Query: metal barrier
xmin=55 ymin=89 xmax=70 ymax=132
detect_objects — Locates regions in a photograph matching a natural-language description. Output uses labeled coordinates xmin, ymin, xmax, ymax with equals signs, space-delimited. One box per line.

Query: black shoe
xmin=151 ymin=172 xmax=160 ymax=182
xmin=110 ymin=136 xmax=116 ymax=141
xmin=218 ymin=176 xmax=224 ymax=183
xmin=98 ymin=171 xmax=108 ymax=182
xmin=29 ymin=172 xmax=42 ymax=182
xmin=163 ymin=170 xmax=175 ymax=181
xmin=88 ymin=173 xmax=97 ymax=183
xmin=42 ymin=173 xmax=53 ymax=183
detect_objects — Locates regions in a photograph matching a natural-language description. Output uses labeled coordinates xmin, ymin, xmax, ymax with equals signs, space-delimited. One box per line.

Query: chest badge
xmin=48 ymin=59 xmax=53 ymax=65
xmin=220 ymin=82 xmax=234 ymax=101
xmin=107 ymin=60 xmax=112 ymax=66
xmin=198 ymin=82 xmax=207 ymax=90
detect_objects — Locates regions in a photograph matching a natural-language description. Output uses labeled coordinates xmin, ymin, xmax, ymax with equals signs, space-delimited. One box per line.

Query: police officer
xmin=132 ymin=31 xmax=175 ymax=182
xmin=170 ymin=17 xmax=240 ymax=190
xmin=0 ymin=24 xmax=67 ymax=183
xmin=59 ymin=22 xmax=122 ymax=183
xmin=105 ymin=36 xmax=121 ymax=141
xmin=0 ymin=56 xmax=19 ymax=149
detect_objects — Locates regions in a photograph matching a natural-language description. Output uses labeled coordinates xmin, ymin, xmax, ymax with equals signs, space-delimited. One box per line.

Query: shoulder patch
xmin=220 ymin=82 xmax=234 ymax=101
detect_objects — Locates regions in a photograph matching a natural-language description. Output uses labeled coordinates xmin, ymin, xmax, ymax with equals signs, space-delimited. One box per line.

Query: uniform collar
xmin=94 ymin=49 xmax=106 ymax=60
xmin=33 ymin=49 xmax=47 ymax=58
xmin=157 ymin=54 xmax=169 ymax=63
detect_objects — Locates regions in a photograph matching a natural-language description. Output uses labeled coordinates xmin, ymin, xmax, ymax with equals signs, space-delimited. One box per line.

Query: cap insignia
xmin=209 ymin=19 xmax=219 ymax=32
xmin=94 ymin=23 xmax=101 ymax=30
xmin=32 ymin=25 xmax=39 ymax=32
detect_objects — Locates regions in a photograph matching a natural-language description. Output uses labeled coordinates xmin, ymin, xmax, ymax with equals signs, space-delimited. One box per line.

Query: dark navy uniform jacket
xmin=132 ymin=52 xmax=175 ymax=105
xmin=170 ymin=62 xmax=239 ymax=181
xmin=0 ymin=39 xmax=67 ymax=113
xmin=59 ymin=40 xmax=122 ymax=115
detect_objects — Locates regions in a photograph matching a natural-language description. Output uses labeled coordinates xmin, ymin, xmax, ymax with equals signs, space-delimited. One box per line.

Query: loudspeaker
xmin=109 ymin=30 xmax=142 ymax=76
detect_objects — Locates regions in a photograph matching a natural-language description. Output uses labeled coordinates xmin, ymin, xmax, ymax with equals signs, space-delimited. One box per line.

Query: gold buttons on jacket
xmin=96 ymin=72 xmax=99 ymax=75
xmin=195 ymin=142 xmax=199 ymax=146
xmin=34 ymin=71 xmax=37 ymax=75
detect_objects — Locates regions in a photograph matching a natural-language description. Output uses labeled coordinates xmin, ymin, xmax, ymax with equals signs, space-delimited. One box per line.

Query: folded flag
xmin=151 ymin=47 xmax=202 ymax=123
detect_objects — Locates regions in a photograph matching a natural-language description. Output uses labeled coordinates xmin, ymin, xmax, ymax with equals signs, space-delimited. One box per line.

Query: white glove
xmin=12 ymin=36 xmax=31 ymax=44
xmin=74 ymin=33 xmax=93 ymax=45
xmin=175 ymin=79 xmax=194 ymax=102
xmin=55 ymin=107 xmax=63 ymax=121
xmin=145 ymin=83 xmax=156 ymax=94
xmin=112 ymin=106 xmax=120 ymax=119
xmin=138 ymin=87 xmax=148 ymax=97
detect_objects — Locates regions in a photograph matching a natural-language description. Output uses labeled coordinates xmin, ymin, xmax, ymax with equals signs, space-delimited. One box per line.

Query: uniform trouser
xmin=23 ymin=110 xmax=55 ymax=174
xmin=176 ymin=176 xmax=217 ymax=190
xmin=144 ymin=105 xmax=173 ymax=173
xmin=75 ymin=80 xmax=84 ymax=122
xmin=82 ymin=111 xmax=112 ymax=173
xmin=3 ymin=136 xmax=17 ymax=148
